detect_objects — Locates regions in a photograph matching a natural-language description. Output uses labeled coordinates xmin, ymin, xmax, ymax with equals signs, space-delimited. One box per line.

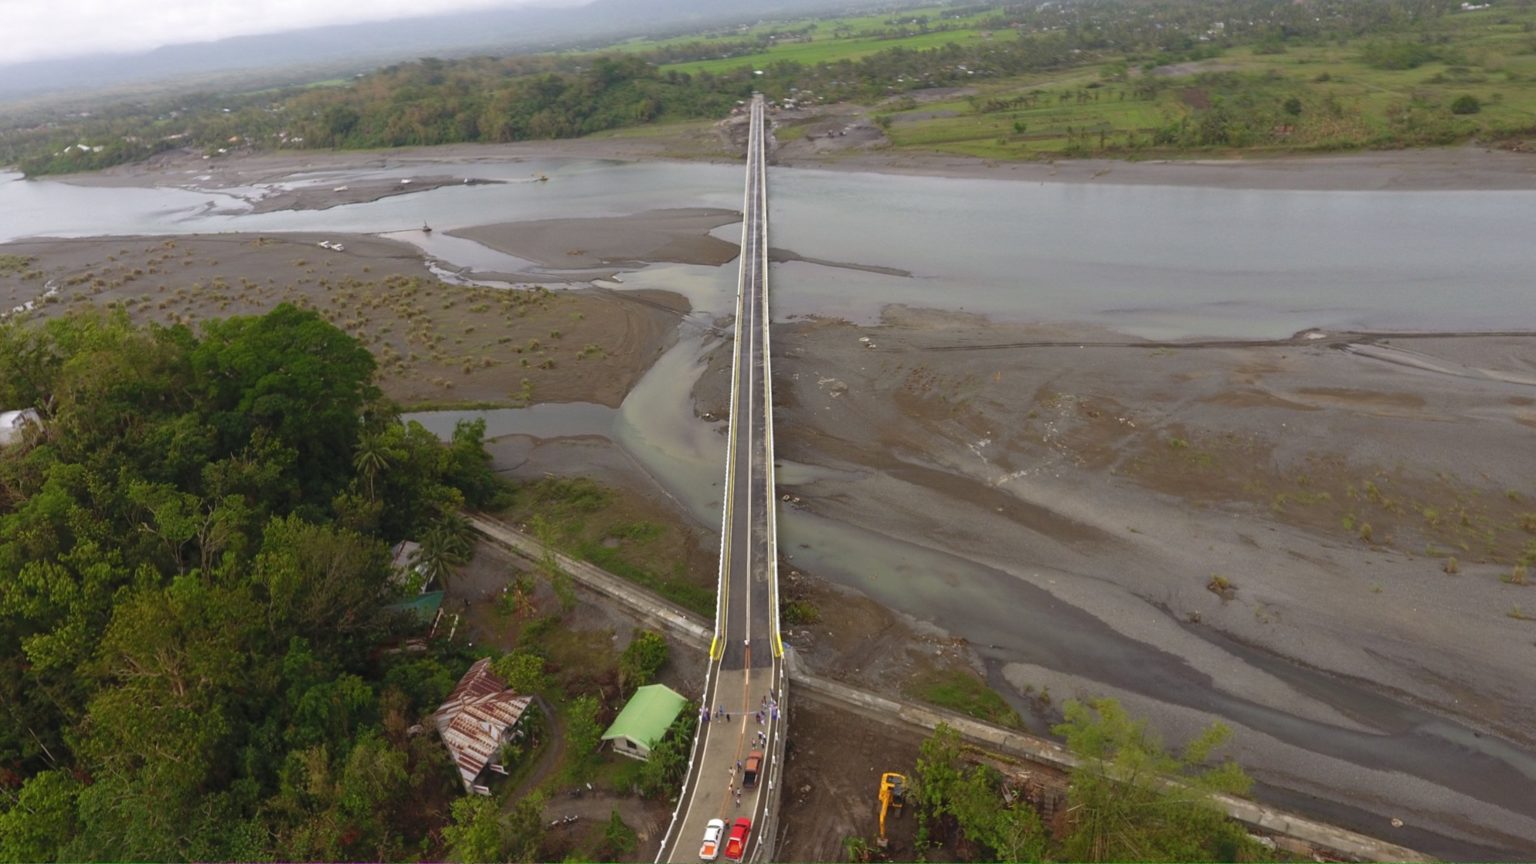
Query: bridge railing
xmin=757 ymin=103 xmax=785 ymax=663
xmin=708 ymin=107 xmax=756 ymax=665
xmin=749 ymin=94 xmax=790 ymax=864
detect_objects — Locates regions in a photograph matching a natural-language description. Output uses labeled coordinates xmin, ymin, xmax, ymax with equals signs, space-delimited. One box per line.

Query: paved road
xmin=657 ymin=94 xmax=787 ymax=864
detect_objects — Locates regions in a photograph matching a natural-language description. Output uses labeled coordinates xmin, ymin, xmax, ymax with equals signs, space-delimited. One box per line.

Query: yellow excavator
xmin=877 ymin=772 xmax=908 ymax=847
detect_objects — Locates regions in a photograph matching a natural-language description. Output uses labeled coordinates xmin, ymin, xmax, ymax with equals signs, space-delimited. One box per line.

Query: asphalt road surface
xmin=658 ymin=95 xmax=786 ymax=864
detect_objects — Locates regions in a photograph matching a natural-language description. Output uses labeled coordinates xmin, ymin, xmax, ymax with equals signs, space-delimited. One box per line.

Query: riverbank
xmin=778 ymin=141 xmax=1536 ymax=190
xmin=0 ymin=231 xmax=687 ymax=408
xmin=45 ymin=129 xmax=1536 ymax=196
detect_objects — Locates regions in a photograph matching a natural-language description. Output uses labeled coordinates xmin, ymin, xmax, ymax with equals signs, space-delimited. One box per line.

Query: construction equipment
xmin=877 ymin=772 xmax=908 ymax=847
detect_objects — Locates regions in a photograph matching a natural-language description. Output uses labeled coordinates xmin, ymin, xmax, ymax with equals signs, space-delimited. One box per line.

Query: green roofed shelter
xmin=601 ymin=683 xmax=688 ymax=761
xmin=386 ymin=590 xmax=445 ymax=628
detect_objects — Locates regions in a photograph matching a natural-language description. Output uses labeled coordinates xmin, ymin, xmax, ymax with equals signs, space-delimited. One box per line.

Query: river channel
xmin=5 ymin=159 xmax=1535 ymax=857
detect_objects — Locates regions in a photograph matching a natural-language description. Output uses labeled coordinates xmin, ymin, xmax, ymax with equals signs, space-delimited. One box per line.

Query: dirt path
xmin=506 ymin=695 xmax=565 ymax=804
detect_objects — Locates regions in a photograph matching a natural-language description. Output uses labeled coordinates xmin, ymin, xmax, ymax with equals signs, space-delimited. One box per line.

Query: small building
xmin=601 ymin=683 xmax=688 ymax=761
xmin=434 ymin=658 xmax=534 ymax=795
xmin=0 ymin=409 xmax=40 ymax=447
xmin=390 ymin=540 xmax=429 ymax=592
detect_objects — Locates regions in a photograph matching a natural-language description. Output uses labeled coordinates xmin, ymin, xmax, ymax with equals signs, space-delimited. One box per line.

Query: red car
xmin=723 ymin=817 xmax=752 ymax=862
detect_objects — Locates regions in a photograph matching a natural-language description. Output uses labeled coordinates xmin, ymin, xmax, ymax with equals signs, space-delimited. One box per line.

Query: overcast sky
xmin=0 ymin=0 xmax=580 ymax=65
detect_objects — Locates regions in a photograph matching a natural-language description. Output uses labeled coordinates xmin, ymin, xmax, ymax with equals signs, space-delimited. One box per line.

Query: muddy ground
xmin=0 ymin=232 xmax=686 ymax=408
xmin=451 ymin=208 xmax=741 ymax=272
xmin=734 ymin=308 xmax=1536 ymax=860
xmin=778 ymin=698 xmax=926 ymax=862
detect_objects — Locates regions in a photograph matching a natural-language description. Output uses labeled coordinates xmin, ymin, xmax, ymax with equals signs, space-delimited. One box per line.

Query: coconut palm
xmin=352 ymin=432 xmax=392 ymax=501
xmin=412 ymin=514 xmax=473 ymax=591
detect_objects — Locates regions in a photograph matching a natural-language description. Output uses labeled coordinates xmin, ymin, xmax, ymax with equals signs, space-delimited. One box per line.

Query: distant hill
xmin=0 ymin=0 xmax=902 ymax=104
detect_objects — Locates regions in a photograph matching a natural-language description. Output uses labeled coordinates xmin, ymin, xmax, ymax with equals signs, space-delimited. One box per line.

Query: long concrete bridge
xmin=653 ymin=93 xmax=788 ymax=863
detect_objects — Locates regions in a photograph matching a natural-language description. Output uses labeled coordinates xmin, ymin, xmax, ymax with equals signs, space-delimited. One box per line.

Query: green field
xmin=11 ymin=0 xmax=1536 ymax=176
xmin=662 ymin=28 xmax=991 ymax=76
xmin=599 ymin=3 xmax=1000 ymax=75
xmin=865 ymin=6 xmax=1536 ymax=160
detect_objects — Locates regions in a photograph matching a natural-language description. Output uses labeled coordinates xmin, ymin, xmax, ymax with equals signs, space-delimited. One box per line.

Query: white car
xmin=699 ymin=818 xmax=726 ymax=861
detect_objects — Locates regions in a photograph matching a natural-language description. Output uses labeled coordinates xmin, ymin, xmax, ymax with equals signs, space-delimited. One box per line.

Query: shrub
xmin=1206 ymin=575 xmax=1236 ymax=601
xmin=1450 ymin=94 xmax=1482 ymax=114
xmin=619 ymin=630 xmax=669 ymax=694
xmin=1362 ymin=41 xmax=1438 ymax=70
xmin=783 ymin=598 xmax=820 ymax=625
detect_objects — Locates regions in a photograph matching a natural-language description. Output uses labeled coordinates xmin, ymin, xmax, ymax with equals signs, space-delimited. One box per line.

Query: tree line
xmin=0 ymin=0 xmax=1481 ymax=176
xmin=0 ymin=305 xmax=505 ymax=860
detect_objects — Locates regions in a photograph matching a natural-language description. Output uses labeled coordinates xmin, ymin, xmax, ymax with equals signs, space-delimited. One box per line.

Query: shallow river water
xmin=4 ymin=162 xmax=1534 ymax=338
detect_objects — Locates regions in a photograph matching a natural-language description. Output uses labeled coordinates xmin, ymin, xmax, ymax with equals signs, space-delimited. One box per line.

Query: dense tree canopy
xmin=0 ymin=306 xmax=504 ymax=861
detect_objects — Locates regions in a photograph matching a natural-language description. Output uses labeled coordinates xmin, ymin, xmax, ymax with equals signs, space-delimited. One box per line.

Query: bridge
xmin=654 ymin=94 xmax=787 ymax=863
xmin=469 ymin=96 xmax=1432 ymax=864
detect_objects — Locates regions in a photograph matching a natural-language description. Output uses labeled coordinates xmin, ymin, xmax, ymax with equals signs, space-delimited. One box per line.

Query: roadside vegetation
xmin=907 ymin=665 xmax=1023 ymax=729
xmin=6 ymin=0 xmax=1536 ymax=176
xmin=499 ymin=476 xmax=716 ymax=616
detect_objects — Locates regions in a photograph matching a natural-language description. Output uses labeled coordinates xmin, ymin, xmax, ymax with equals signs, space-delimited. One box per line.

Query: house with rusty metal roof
xmin=433 ymin=657 xmax=534 ymax=795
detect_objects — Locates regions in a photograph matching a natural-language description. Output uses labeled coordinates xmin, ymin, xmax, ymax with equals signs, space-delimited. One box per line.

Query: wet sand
xmin=243 ymin=175 xmax=504 ymax=213
xmin=450 ymin=208 xmax=741 ymax=270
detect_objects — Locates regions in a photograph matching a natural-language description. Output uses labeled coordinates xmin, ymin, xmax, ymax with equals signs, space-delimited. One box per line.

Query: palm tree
xmin=412 ymin=515 xmax=473 ymax=591
xmin=353 ymin=433 xmax=392 ymax=501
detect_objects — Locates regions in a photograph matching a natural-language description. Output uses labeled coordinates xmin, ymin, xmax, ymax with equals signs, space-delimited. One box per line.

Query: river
xmin=4 ymin=161 xmax=1533 ymax=338
xmin=7 ymin=158 xmax=1535 ymax=857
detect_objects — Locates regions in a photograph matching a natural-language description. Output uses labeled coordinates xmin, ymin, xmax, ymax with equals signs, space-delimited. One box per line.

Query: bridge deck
xmin=657 ymin=95 xmax=785 ymax=864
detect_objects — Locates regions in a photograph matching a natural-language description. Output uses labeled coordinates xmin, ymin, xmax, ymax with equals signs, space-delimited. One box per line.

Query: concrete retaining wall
xmin=467 ymin=514 xmax=711 ymax=650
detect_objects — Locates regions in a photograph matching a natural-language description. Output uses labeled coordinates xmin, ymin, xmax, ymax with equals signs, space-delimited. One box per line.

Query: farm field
xmin=844 ymin=6 xmax=1536 ymax=159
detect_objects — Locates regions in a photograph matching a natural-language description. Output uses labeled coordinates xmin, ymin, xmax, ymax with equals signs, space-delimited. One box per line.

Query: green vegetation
xmin=909 ymin=667 xmax=1023 ymax=728
xmin=905 ymin=702 xmax=1268 ymax=862
xmin=911 ymin=724 xmax=1047 ymax=862
xmin=563 ymin=694 xmax=604 ymax=784
xmin=1053 ymin=699 xmax=1263 ymax=861
xmin=442 ymin=791 xmax=545 ymax=863
xmin=618 ymin=629 xmax=670 ymax=694
xmin=874 ymin=1 xmax=1536 ymax=159
xmin=0 ymin=255 xmax=35 ymax=276
xmin=635 ymin=709 xmax=698 ymax=799
xmin=9 ymin=0 xmax=1536 ymax=175
xmin=503 ymin=476 xmax=714 ymax=615
xmin=0 ymin=306 xmax=506 ymax=860
xmin=601 ymin=810 xmax=639 ymax=860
